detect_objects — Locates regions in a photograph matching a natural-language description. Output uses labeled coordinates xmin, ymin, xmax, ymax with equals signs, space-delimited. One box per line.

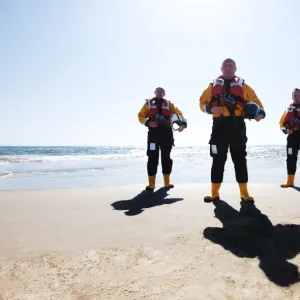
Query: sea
xmin=0 ymin=146 xmax=295 ymax=191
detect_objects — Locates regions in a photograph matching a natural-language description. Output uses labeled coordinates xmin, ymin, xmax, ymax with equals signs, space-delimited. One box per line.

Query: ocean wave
xmin=0 ymin=146 xmax=287 ymax=165
xmin=0 ymin=153 xmax=146 ymax=164
xmin=0 ymin=172 xmax=12 ymax=178
xmin=4 ymin=167 xmax=106 ymax=178
xmin=0 ymin=146 xmax=141 ymax=156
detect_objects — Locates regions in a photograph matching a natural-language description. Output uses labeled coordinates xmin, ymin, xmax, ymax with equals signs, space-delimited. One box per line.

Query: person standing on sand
xmin=138 ymin=87 xmax=187 ymax=191
xmin=279 ymin=88 xmax=300 ymax=188
xmin=199 ymin=58 xmax=266 ymax=202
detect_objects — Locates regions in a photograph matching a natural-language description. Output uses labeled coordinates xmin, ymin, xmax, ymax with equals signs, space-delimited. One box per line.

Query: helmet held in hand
xmin=170 ymin=114 xmax=187 ymax=131
xmin=244 ymin=101 xmax=260 ymax=120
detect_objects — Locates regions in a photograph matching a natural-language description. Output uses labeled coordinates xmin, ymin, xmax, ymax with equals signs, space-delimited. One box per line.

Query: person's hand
xmin=211 ymin=106 xmax=224 ymax=114
xmin=255 ymin=114 xmax=264 ymax=122
xmin=148 ymin=121 xmax=158 ymax=128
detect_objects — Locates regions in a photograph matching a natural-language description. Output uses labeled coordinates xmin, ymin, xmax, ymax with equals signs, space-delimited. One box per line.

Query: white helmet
xmin=170 ymin=114 xmax=184 ymax=131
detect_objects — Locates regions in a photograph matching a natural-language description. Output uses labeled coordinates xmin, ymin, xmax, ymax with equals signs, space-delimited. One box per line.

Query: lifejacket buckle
xmin=153 ymin=114 xmax=168 ymax=126
xmin=223 ymin=93 xmax=235 ymax=105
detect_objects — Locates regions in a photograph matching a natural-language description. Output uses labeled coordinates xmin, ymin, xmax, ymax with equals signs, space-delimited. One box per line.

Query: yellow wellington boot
xmin=280 ymin=174 xmax=295 ymax=188
xmin=163 ymin=174 xmax=174 ymax=188
xmin=145 ymin=175 xmax=156 ymax=191
xmin=204 ymin=183 xmax=221 ymax=202
xmin=239 ymin=183 xmax=254 ymax=201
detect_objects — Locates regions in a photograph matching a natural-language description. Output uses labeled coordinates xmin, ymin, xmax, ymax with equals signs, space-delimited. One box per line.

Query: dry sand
xmin=0 ymin=183 xmax=300 ymax=300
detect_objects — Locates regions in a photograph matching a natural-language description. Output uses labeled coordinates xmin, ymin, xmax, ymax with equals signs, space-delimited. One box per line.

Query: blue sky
xmin=1 ymin=0 xmax=300 ymax=146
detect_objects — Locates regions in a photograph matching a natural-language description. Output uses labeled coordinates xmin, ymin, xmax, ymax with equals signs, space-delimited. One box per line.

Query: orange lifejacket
xmin=147 ymin=98 xmax=172 ymax=126
xmin=210 ymin=76 xmax=245 ymax=111
xmin=284 ymin=103 xmax=300 ymax=129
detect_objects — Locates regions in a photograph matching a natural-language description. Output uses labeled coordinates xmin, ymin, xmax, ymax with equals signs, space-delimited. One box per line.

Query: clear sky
xmin=1 ymin=0 xmax=300 ymax=146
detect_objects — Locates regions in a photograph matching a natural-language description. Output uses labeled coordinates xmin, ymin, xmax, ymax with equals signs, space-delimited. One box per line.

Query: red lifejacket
xmin=284 ymin=103 xmax=300 ymax=129
xmin=147 ymin=98 xmax=172 ymax=126
xmin=210 ymin=76 xmax=245 ymax=110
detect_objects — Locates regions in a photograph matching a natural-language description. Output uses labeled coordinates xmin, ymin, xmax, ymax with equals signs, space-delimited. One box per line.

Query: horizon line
xmin=0 ymin=144 xmax=286 ymax=147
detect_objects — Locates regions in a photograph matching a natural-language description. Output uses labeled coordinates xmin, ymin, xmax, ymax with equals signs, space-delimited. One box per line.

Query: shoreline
xmin=0 ymin=182 xmax=299 ymax=193
xmin=0 ymin=177 xmax=298 ymax=192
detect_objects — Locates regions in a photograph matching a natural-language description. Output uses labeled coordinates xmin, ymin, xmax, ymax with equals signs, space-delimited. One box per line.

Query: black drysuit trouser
xmin=209 ymin=116 xmax=248 ymax=183
xmin=286 ymin=131 xmax=300 ymax=175
xmin=146 ymin=127 xmax=174 ymax=176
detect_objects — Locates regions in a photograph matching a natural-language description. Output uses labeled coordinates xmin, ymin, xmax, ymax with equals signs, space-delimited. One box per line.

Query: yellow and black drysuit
xmin=199 ymin=75 xmax=265 ymax=201
xmin=138 ymin=97 xmax=187 ymax=190
xmin=279 ymin=102 xmax=300 ymax=187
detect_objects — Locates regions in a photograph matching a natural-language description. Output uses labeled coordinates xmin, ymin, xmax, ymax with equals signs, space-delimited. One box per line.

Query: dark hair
xmin=292 ymin=88 xmax=300 ymax=98
xmin=222 ymin=58 xmax=236 ymax=66
xmin=155 ymin=87 xmax=165 ymax=92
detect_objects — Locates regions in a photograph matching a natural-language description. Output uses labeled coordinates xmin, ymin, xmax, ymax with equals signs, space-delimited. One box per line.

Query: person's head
xmin=292 ymin=88 xmax=300 ymax=104
xmin=221 ymin=58 xmax=237 ymax=79
xmin=154 ymin=87 xmax=166 ymax=98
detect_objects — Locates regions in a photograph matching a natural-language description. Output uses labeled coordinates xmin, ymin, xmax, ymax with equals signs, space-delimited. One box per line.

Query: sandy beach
xmin=0 ymin=183 xmax=300 ymax=300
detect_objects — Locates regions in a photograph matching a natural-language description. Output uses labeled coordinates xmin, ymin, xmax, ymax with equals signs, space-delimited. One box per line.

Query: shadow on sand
xmin=292 ymin=186 xmax=300 ymax=192
xmin=203 ymin=200 xmax=300 ymax=287
xmin=111 ymin=187 xmax=183 ymax=216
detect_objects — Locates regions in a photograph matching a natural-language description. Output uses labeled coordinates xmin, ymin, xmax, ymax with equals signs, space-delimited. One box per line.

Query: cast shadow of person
xmin=111 ymin=187 xmax=183 ymax=216
xmin=203 ymin=199 xmax=300 ymax=287
xmin=292 ymin=186 xmax=300 ymax=192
